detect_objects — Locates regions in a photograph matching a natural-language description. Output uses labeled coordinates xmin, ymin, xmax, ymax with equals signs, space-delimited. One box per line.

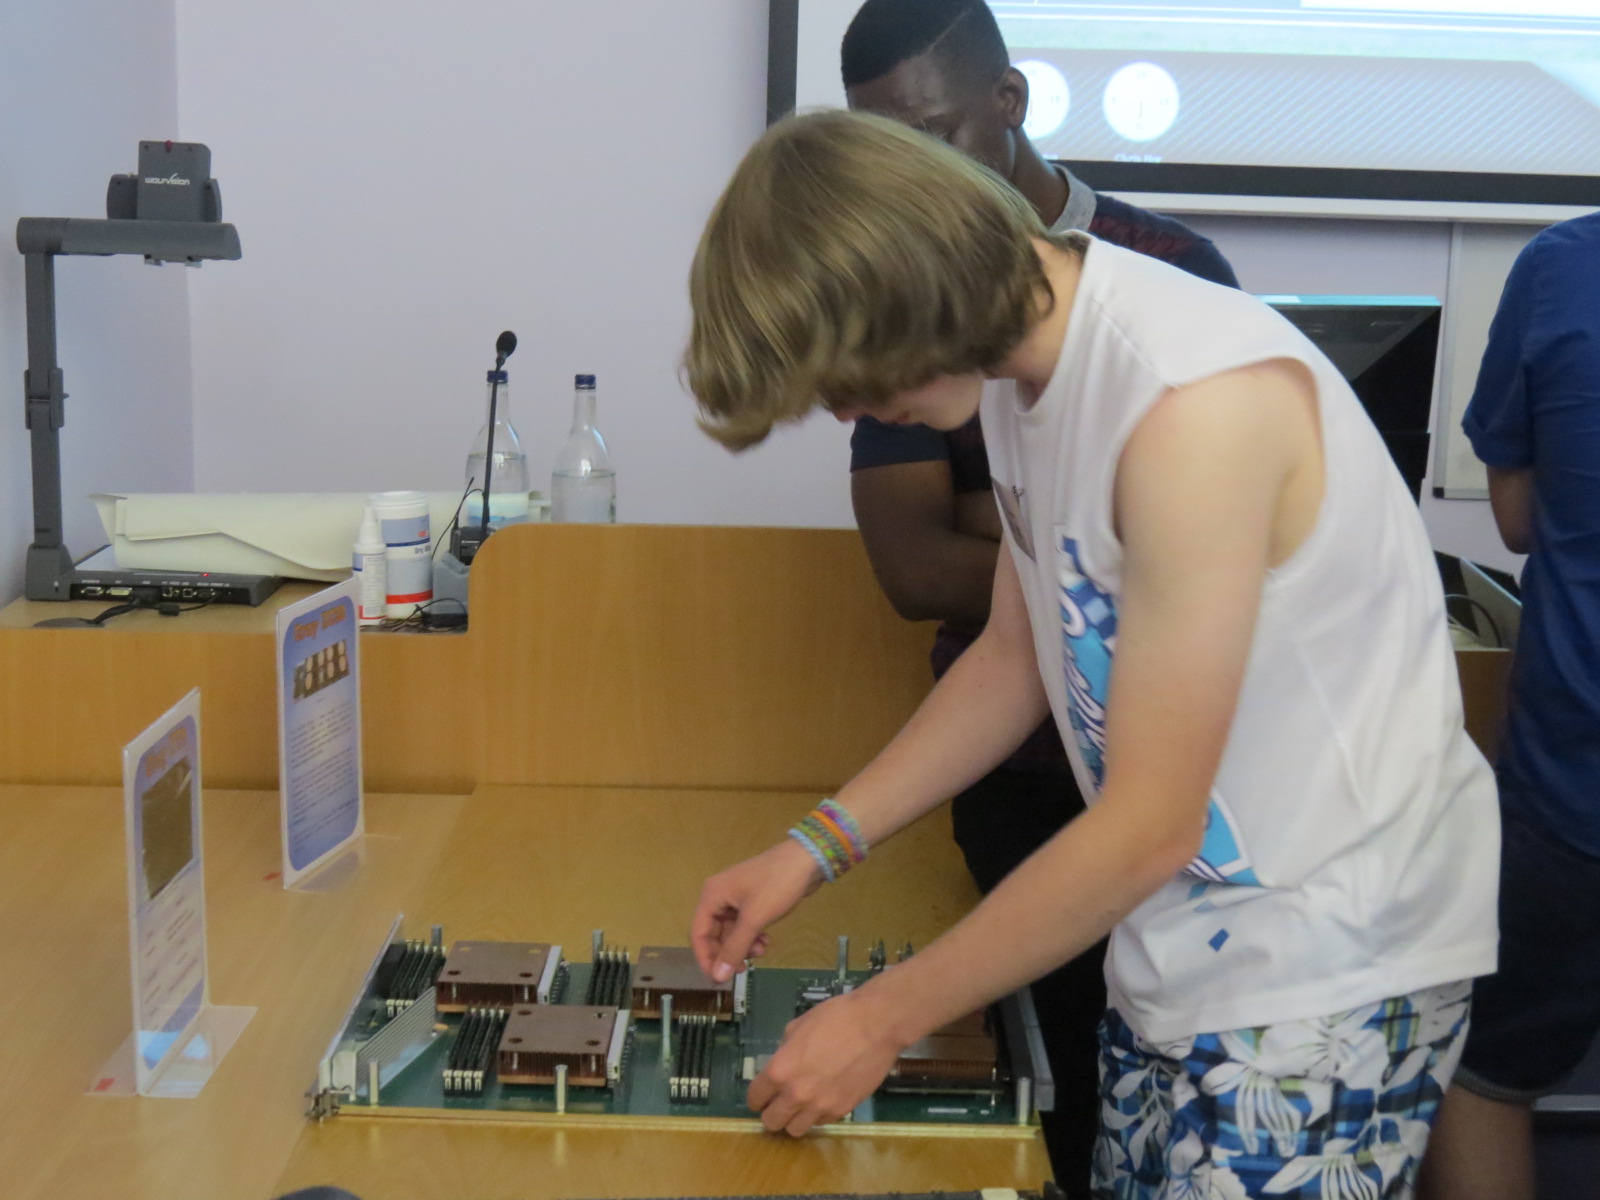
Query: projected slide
xmin=993 ymin=0 xmax=1600 ymax=177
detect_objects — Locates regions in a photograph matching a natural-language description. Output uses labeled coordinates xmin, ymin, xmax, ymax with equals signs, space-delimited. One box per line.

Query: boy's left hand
xmin=747 ymin=986 xmax=908 ymax=1135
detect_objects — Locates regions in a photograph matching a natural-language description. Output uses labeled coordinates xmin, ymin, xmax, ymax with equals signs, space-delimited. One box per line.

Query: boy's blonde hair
xmin=686 ymin=109 xmax=1059 ymax=449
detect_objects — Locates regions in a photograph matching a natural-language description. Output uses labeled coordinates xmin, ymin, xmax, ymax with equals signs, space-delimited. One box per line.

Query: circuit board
xmin=311 ymin=922 xmax=1051 ymax=1137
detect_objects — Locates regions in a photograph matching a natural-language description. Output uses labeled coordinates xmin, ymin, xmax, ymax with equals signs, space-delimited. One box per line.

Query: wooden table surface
xmin=1 ymin=784 xmax=1049 ymax=1200
xmin=0 ymin=786 xmax=464 ymax=1200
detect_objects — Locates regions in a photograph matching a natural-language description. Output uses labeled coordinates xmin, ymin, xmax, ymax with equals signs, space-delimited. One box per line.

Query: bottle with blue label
xmin=551 ymin=374 xmax=616 ymax=523
xmin=464 ymin=369 xmax=531 ymax=530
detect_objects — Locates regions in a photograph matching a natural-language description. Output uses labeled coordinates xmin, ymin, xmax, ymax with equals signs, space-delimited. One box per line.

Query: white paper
xmin=93 ymin=492 xmax=470 ymax=581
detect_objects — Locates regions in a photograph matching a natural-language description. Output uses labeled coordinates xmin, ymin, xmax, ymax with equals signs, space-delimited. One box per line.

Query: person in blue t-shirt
xmin=1420 ymin=211 xmax=1600 ymax=1200
xmin=836 ymin=2 xmax=1238 ymax=1191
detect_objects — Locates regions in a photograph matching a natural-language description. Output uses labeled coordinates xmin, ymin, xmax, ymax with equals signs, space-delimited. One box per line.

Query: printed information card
xmin=276 ymin=578 xmax=365 ymax=888
xmin=100 ymin=688 xmax=253 ymax=1098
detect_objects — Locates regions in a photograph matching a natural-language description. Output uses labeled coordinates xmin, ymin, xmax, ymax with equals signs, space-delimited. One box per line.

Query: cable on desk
xmin=1444 ymin=593 xmax=1504 ymax=649
xmin=98 ymin=594 xmax=217 ymax=624
xmin=433 ymin=484 xmax=482 ymax=568
xmin=32 ymin=588 xmax=217 ymax=628
xmin=374 ymin=596 xmax=467 ymax=634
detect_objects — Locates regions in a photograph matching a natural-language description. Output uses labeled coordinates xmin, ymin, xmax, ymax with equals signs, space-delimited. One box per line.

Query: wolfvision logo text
xmin=142 ymin=174 xmax=192 ymax=186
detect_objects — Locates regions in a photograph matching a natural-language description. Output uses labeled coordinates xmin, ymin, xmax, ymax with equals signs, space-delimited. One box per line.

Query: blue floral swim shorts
xmin=1094 ymin=980 xmax=1471 ymax=1199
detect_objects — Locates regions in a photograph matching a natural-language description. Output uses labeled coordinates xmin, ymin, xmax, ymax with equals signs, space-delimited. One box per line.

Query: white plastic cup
xmin=368 ymin=490 xmax=432 ymax=618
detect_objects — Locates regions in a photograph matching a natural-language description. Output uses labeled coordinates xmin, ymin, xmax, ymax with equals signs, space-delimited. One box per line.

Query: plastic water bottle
xmin=551 ymin=374 xmax=616 ymax=523
xmin=464 ymin=369 xmax=531 ymax=531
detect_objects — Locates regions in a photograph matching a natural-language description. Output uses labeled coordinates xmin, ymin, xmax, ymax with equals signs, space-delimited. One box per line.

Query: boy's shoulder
xmin=1074 ymin=238 xmax=1285 ymax=388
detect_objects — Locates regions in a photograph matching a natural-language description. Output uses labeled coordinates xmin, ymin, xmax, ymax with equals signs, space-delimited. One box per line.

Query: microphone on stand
xmin=494 ymin=330 xmax=517 ymax=370
xmin=479 ymin=330 xmax=518 ymax=544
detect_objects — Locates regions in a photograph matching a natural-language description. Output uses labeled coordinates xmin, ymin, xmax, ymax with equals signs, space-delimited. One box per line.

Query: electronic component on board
xmin=669 ymin=1014 xmax=717 ymax=1102
xmin=383 ymin=938 xmax=446 ymax=1018
xmin=884 ymin=1010 xmax=1000 ymax=1094
xmin=795 ymin=983 xmax=834 ymax=1016
xmin=629 ymin=946 xmax=742 ymax=1020
xmin=443 ymin=1007 xmax=508 ymax=1095
xmin=314 ymin=921 xmax=1052 ymax=1129
xmin=436 ymin=941 xmax=561 ymax=1013
xmin=869 ymin=939 xmax=887 ymax=973
xmin=585 ymin=943 xmax=632 ymax=1008
xmin=498 ymin=1004 xmax=623 ymax=1087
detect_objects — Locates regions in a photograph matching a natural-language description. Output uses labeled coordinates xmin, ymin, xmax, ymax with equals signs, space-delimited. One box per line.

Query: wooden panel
xmin=469 ymin=525 xmax=935 ymax=791
xmin=1457 ymin=646 xmax=1513 ymax=763
xmin=0 ymin=787 xmax=465 ymax=1200
xmin=361 ymin=635 xmax=478 ymax=794
xmin=0 ymin=626 xmax=477 ymax=795
xmin=0 ymin=526 xmax=935 ymax=795
xmin=0 ymin=630 xmax=281 ymax=790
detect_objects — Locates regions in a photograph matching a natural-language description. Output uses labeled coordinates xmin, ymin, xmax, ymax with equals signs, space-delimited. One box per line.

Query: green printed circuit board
xmin=310 ymin=924 xmax=1052 ymax=1135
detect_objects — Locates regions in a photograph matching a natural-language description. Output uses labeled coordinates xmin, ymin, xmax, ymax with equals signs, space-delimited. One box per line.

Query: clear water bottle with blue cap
xmin=551 ymin=374 xmax=616 ymax=523
xmin=465 ymin=368 xmax=530 ymax=530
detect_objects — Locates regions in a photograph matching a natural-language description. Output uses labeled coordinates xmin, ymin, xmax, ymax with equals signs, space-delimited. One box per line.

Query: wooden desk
xmin=0 ymin=783 xmax=1048 ymax=1200
xmin=276 ymin=785 xmax=1048 ymax=1199
xmin=0 ymin=787 xmax=466 ymax=1200
xmin=0 ymin=528 xmax=1030 ymax=1200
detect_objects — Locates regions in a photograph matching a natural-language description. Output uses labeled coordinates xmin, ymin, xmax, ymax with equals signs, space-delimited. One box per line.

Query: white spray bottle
xmin=353 ymin=505 xmax=388 ymax=625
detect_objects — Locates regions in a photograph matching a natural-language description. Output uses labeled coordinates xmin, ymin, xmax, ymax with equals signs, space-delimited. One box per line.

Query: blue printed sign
xmin=275 ymin=579 xmax=364 ymax=886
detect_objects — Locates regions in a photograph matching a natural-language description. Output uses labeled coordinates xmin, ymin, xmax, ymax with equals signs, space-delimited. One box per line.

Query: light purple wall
xmin=173 ymin=2 xmax=1522 ymax=570
xmin=0 ymin=0 xmax=194 ymax=602
xmin=177 ymin=0 xmax=861 ymax=528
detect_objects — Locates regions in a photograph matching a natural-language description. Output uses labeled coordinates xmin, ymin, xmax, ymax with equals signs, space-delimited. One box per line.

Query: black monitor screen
xmin=1263 ymin=296 xmax=1441 ymax=504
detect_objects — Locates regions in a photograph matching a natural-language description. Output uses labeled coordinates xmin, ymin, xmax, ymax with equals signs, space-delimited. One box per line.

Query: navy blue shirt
xmin=1463 ymin=211 xmax=1600 ymax=856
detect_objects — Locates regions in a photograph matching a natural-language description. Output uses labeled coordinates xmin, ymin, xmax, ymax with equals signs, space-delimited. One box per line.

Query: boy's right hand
xmin=691 ymin=839 xmax=824 ymax=982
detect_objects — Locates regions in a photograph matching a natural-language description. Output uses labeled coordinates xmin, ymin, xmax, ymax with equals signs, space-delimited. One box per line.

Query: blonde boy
xmin=685 ymin=111 xmax=1496 ymax=1199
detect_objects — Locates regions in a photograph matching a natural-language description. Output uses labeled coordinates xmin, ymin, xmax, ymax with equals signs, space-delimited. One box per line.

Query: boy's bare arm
xmin=747 ymin=363 xmax=1321 ymax=1135
xmin=690 ymin=544 xmax=1051 ymax=981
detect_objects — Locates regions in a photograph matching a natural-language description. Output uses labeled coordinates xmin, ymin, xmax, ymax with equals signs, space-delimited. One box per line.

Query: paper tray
xmin=93 ymin=492 xmax=470 ymax=582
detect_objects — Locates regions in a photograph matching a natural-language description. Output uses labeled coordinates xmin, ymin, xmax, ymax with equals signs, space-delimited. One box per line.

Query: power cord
xmin=433 ymin=483 xmax=482 ymax=567
xmin=91 ymin=592 xmax=216 ymax=625
xmin=1443 ymin=592 xmax=1504 ymax=648
xmin=373 ymin=596 xmax=467 ymax=634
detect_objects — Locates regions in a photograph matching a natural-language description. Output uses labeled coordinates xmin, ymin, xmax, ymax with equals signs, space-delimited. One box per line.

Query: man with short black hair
xmin=839 ymin=2 xmax=1238 ymax=1187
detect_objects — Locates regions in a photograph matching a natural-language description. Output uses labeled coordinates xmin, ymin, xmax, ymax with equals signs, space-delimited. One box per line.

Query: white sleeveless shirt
xmin=981 ymin=236 xmax=1498 ymax=1041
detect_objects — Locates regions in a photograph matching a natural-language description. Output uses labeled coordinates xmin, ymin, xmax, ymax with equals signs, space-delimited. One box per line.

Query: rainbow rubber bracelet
xmin=816 ymin=799 xmax=868 ymax=863
xmin=788 ymin=826 xmax=837 ymax=882
xmin=796 ymin=819 xmax=851 ymax=883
